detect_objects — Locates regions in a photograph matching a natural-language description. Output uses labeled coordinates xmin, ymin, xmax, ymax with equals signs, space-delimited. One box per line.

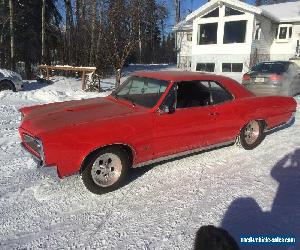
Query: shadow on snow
xmin=221 ymin=148 xmax=300 ymax=250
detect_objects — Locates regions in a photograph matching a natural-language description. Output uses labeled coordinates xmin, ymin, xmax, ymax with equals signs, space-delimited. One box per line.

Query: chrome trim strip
xmin=132 ymin=140 xmax=235 ymax=168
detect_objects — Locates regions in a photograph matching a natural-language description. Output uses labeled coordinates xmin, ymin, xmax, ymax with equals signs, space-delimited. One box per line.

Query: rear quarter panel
xmin=233 ymin=96 xmax=297 ymax=130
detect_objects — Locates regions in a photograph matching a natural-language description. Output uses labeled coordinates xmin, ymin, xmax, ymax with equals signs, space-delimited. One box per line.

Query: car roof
xmin=133 ymin=70 xmax=231 ymax=82
xmin=257 ymin=61 xmax=291 ymax=65
xmin=132 ymin=70 xmax=254 ymax=99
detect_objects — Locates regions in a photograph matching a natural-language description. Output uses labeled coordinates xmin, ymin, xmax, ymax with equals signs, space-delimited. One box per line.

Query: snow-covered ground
xmin=0 ymin=66 xmax=299 ymax=249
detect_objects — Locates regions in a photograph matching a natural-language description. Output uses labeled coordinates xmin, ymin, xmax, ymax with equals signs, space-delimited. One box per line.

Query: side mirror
xmin=159 ymin=104 xmax=175 ymax=114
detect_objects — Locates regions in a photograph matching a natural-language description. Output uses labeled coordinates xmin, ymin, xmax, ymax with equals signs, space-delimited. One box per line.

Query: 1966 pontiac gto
xmin=19 ymin=71 xmax=297 ymax=194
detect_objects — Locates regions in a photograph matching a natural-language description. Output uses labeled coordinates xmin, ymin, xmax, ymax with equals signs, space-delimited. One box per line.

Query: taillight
xmin=269 ymin=74 xmax=282 ymax=81
xmin=243 ymin=74 xmax=250 ymax=81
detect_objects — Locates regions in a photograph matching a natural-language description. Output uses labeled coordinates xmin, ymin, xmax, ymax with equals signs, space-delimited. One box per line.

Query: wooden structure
xmin=39 ymin=65 xmax=97 ymax=90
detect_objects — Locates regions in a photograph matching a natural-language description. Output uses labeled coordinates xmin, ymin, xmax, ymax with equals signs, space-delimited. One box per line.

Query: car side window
xmin=176 ymin=81 xmax=211 ymax=109
xmin=210 ymin=81 xmax=233 ymax=105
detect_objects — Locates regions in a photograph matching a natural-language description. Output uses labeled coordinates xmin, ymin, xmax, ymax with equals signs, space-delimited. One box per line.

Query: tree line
xmin=0 ymin=0 xmax=176 ymax=85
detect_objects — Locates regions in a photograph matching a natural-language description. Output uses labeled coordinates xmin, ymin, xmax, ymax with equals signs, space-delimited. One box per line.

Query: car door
xmin=152 ymin=81 xmax=216 ymax=159
xmin=205 ymin=81 xmax=240 ymax=144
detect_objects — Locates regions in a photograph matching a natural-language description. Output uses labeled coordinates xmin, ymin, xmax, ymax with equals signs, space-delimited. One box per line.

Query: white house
xmin=173 ymin=0 xmax=300 ymax=81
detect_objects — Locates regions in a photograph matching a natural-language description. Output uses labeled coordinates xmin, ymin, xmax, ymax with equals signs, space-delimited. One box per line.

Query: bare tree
xmin=8 ymin=0 xmax=15 ymax=70
xmin=174 ymin=0 xmax=181 ymax=24
xmin=64 ymin=0 xmax=74 ymax=64
xmin=89 ymin=0 xmax=97 ymax=65
xmin=100 ymin=0 xmax=141 ymax=87
xmin=41 ymin=0 xmax=46 ymax=63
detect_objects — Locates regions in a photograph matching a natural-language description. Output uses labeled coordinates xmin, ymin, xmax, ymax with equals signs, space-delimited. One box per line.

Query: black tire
xmin=0 ymin=80 xmax=16 ymax=92
xmin=238 ymin=120 xmax=264 ymax=150
xmin=81 ymin=147 xmax=130 ymax=194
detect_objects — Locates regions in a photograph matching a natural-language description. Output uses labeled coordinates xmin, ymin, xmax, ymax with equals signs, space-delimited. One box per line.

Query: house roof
xmin=173 ymin=0 xmax=300 ymax=31
xmin=260 ymin=1 xmax=300 ymax=23
xmin=185 ymin=0 xmax=264 ymax=22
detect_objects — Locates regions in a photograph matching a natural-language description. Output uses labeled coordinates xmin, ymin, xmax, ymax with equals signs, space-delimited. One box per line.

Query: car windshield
xmin=251 ymin=63 xmax=289 ymax=74
xmin=114 ymin=76 xmax=169 ymax=108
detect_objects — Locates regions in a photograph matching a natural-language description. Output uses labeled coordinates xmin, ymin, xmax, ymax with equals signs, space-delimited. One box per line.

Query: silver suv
xmin=0 ymin=69 xmax=23 ymax=91
xmin=242 ymin=61 xmax=300 ymax=96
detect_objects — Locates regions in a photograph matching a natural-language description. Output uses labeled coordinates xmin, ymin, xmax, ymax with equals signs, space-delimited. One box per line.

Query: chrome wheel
xmin=244 ymin=120 xmax=260 ymax=145
xmin=91 ymin=153 xmax=122 ymax=187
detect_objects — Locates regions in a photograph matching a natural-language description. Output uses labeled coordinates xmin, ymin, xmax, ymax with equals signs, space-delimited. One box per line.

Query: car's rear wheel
xmin=238 ymin=120 xmax=264 ymax=150
xmin=0 ymin=80 xmax=16 ymax=92
xmin=81 ymin=147 xmax=130 ymax=194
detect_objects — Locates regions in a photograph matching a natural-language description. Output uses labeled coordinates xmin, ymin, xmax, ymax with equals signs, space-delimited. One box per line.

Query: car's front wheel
xmin=238 ymin=120 xmax=264 ymax=150
xmin=0 ymin=80 xmax=16 ymax=92
xmin=81 ymin=147 xmax=129 ymax=194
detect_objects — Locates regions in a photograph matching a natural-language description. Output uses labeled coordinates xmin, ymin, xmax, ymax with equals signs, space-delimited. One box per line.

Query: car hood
xmin=20 ymin=96 xmax=138 ymax=134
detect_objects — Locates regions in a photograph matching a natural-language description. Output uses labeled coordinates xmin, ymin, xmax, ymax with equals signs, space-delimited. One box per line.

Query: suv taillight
xmin=242 ymin=74 xmax=250 ymax=81
xmin=269 ymin=74 xmax=282 ymax=81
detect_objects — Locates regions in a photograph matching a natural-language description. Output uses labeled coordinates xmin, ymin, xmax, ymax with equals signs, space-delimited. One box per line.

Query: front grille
xmin=23 ymin=134 xmax=41 ymax=156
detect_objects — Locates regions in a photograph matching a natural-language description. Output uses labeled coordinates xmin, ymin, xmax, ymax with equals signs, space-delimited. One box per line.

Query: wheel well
xmin=0 ymin=79 xmax=16 ymax=91
xmin=237 ymin=119 xmax=268 ymax=137
xmin=258 ymin=119 xmax=268 ymax=131
xmin=79 ymin=144 xmax=134 ymax=174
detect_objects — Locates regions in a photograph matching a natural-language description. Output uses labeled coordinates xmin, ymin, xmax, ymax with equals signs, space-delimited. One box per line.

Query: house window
xmin=276 ymin=25 xmax=293 ymax=40
xmin=254 ymin=24 xmax=261 ymax=40
xmin=223 ymin=20 xmax=247 ymax=44
xmin=225 ymin=7 xmax=244 ymax=16
xmin=222 ymin=63 xmax=243 ymax=72
xmin=202 ymin=8 xmax=219 ymax=18
xmin=196 ymin=63 xmax=215 ymax=72
xmin=279 ymin=27 xmax=287 ymax=39
xmin=198 ymin=23 xmax=218 ymax=45
xmin=187 ymin=33 xmax=193 ymax=42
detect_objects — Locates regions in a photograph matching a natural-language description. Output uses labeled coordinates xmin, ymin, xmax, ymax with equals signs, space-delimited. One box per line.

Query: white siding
xmin=270 ymin=22 xmax=300 ymax=60
xmin=190 ymin=4 xmax=255 ymax=82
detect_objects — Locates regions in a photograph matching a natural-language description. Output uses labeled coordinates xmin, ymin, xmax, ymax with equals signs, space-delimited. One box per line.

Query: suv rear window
xmin=251 ymin=63 xmax=289 ymax=73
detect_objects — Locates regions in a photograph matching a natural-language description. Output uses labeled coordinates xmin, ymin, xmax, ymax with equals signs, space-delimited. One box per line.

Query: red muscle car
xmin=19 ymin=71 xmax=297 ymax=194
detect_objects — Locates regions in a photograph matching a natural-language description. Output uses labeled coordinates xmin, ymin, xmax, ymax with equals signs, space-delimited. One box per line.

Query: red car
xmin=19 ymin=71 xmax=297 ymax=194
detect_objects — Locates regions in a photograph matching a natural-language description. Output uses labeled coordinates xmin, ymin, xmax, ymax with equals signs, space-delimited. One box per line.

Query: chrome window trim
xmin=133 ymin=140 xmax=235 ymax=168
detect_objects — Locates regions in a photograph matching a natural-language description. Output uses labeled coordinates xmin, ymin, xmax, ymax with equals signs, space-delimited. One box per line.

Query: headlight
xmin=20 ymin=111 xmax=24 ymax=122
xmin=23 ymin=134 xmax=45 ymax=161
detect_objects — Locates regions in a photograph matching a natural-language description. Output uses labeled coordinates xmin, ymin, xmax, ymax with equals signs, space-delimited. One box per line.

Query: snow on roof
xmin=260 ymin=1 xmax=300 ymax=22
xmin=0 ymin=68 xmax=20 ymax=78
xmin=173 ymin=19 xmax=192 ymax=31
